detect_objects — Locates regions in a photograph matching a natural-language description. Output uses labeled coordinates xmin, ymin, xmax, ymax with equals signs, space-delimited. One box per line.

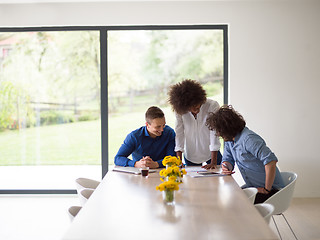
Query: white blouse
xmin=174 ymin=99 xmax=221 ymax=164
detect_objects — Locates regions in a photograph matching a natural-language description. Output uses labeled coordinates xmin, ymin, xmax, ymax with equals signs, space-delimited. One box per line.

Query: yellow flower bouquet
xmin=156 ymin=180 xmax=180 ymax=192
xmin=156 ymin=156 xmax=186 ymax=204
xmin=159 ymin=166 xmax=187 ymax=183
xmin=162 ymin=155 xmax=182 ymax=168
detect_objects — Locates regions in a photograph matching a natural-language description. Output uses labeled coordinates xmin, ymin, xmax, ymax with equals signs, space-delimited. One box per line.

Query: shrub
xmin=78 ymin=111 xmax=99 ymax=121
xmin=40 ymin=111 xmax=75 ymax=126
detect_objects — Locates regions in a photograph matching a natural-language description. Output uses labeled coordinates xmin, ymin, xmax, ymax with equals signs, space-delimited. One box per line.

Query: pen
xmin=197 ymin=171 xmax=217 ymax=174
xmin=222 ymin=162 xmax=231 ymax=171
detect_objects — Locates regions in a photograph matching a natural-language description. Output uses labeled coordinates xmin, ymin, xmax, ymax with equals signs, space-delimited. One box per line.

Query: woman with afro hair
xmin=168 ymin=79 xmax=222 ymax=169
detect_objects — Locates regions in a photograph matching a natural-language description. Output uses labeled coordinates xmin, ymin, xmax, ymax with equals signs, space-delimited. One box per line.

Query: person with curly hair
xmin=206 ymin=105 xmax=284 ymax=204
xmin=168 ymin=79 xmax=222 ymax=169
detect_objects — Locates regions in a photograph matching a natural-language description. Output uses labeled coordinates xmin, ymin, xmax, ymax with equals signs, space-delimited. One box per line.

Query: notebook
xmin=112 ymin=166 xmax=156 ymax=175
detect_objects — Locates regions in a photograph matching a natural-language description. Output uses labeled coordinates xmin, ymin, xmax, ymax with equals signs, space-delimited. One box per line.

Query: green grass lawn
xmin=0 ymin=100 xmax=223 ymax=166
xmin=0 ymin=106 xmax=176 ymax=166
xmin=0 ymin=120 xmax=101 ymax=165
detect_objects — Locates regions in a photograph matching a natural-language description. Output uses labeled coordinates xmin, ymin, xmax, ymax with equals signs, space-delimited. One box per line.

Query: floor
xmin=0 ymin=194 xmax=319 ymax=240
xmin=270 ymin=198 xmax=320 ymax=240
xmin=0 ymin=194 xmax=79 ymax=240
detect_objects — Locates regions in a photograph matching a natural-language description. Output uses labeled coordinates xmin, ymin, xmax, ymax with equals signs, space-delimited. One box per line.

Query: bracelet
xmin=264 ymin=187 xmax=270 ymax=193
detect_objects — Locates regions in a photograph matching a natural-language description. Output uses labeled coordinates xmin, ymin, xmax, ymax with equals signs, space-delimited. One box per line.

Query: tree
xmin=0 ymin=31 xmax=101 ymax=128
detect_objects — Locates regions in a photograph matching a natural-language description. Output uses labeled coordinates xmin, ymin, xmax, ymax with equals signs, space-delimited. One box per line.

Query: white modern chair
xmin=264 ymin=171 xmax=298 ymax=240
xmin=79 ymin=188 xmax=95 ymax=206
xmin=255 ymin=203 xmax=274 ymax=224
xmin=75 ymin=177 xmax=100 ymax=200
xmin=243 ymin=187 xmax=258 ymax=204
xmin=68 ymin=206 xmax=82 ymax=221
xmin=75 ymin=177 xmax=100 ymax=193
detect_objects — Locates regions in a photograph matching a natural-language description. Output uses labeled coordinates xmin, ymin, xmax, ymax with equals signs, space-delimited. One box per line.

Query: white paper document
xmin=184 ymin=166 xmax=227 ymax=177
xmin=184 ymin=166 xmax=207 ymax=172
xmin=112 ymin=166 xmax=156 ymax=175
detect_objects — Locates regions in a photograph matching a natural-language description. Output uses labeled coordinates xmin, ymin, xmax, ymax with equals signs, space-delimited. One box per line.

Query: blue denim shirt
xmin=222 ymin=127 xmax=284 ymax=189
xmin=114 ymin=125 xmax=176 ymax=168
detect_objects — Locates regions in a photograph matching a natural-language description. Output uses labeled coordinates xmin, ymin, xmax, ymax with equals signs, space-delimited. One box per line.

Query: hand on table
xmin=135 ymin=156 xmax=159 ymax=169
xmin=202 ymin=163 xmax=217 ymax=170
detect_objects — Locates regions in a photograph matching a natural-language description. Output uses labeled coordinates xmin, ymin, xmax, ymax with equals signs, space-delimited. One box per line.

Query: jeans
xmin=184 ymin=151 xmax=222 ymax=166
xmin=254 ymin=188 xmax=279 ymax=204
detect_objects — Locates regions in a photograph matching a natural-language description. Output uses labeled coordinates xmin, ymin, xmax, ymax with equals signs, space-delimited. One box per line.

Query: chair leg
xmin=281 ymin=213 xmax=299 ymax=240
xmin=272 ymin=215 xmax=282 ymax=240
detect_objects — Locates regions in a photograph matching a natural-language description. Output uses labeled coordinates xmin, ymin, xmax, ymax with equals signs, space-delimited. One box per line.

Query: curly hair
xmin=168 ymin=79 xmax=207 ymax=115
xmin=206 ymin=105 xmax=246 ymax=140
xmin=145 ymin=106 xmax=164 ymax=124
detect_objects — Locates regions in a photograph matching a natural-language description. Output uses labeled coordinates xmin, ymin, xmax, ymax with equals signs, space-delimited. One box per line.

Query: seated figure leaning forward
xmin=206 ymin=105 xmax=284 ymax=204
xmin=114 ymin=106 xmax=176 ymax=169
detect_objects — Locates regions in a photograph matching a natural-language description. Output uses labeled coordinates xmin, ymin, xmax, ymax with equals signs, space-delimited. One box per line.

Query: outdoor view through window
xmin=0 ymin=31 xmax=101 ymax=190
xmin=108 ymin=29 xmax=224 ymax=163
xmin=0 ymin=28 xmax=224 ymax=191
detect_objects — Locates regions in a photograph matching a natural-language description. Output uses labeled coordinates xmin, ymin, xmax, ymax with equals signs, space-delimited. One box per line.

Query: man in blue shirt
xmin=114 ymin=106 xmax=176 ymax=168
xmin=206 ymin=105 xmax=284 ymax=204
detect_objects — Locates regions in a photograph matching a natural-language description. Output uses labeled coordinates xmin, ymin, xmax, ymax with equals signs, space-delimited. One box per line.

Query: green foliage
xmin=108 ymin=29 xmax=224 ymax=113
xmin=78 ymin=111 xmax=99 ymax=121
xmin=40 ymin=111 xmax=75 ymax=126
xmin=203 ymin=82 xmax=223 ymax=98
xmin=0 ymin=81 xmax=35 ymax=131
xmin=0 ymin=31 xmax=100 ymax=130
xmin=0 ymin=81 xmax=17 ymax=130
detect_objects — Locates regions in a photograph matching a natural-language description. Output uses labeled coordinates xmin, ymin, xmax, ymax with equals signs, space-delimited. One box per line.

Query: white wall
xmin=1 ymin=0 xmax=319 ymax=197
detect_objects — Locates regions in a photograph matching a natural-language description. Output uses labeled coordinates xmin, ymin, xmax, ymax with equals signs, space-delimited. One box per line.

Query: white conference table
xmin=63 ymin=167 xmax=277 ymax=240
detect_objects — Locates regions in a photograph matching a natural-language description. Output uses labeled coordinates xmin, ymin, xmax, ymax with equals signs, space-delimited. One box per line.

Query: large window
xmin=108 ymin=28 xmax=226 ymax=162
xmin=0 ymin=30 xmax=101 ymax=192
xmin=0 ymin=25 xmax=228 ymax=193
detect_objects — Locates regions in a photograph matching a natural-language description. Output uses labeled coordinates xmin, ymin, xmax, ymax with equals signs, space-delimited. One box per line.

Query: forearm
xmin=210 ymin=151 xmax=218 ymax=165
xmin=221 ymin=143 xmax=235 ymax=168
xmin=114 ymin=155 xmax=133 ymax=167
xmin=114 ymin=143 xmax=135 ymax=167
xmin=265 ymin=161 xmax=277 ymax=190
xmin=176 ymin=151 xmax=182 ymax=161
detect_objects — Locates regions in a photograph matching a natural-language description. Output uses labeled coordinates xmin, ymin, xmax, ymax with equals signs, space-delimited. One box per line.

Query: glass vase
xmin=166 ymin=163 xmax=173 ymax=169
xmin=163 ymin=189 xmax=175 ymax=205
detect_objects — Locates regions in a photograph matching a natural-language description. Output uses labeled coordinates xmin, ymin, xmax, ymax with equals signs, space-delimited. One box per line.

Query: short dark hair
xmin=145 ymin=106 xmax=164 ymax=124
xmin=168 ymin=79 xmax=207 ymax=115
xmin=206 ymin=105 xmax=246 ymax=140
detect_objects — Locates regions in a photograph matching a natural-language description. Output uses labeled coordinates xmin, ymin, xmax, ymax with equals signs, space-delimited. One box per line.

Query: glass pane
xmin=0 ymin=31 xmax=101 ymax=189
xmin=108 ymin=29 xmax=224 ymax=164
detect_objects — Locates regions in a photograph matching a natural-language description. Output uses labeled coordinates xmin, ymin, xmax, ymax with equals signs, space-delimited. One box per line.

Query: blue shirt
xmin=222 ymin=127 xmax=284 ymax=189
xmin=114 ymin=125 xmax=176 ymax=168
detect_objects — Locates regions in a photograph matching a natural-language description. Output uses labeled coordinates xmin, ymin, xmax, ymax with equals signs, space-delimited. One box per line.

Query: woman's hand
xmin=257 ymin=187 xmax=269 ymax=194
xmin=202 ymin=163 xmax=216 ymax=170
xmin=221 ymin=162 xmax=235 ymax=175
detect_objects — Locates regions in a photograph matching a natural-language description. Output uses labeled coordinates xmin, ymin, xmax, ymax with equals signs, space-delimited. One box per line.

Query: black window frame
xmin=0 ymin=25 xmax=228 ymax=194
